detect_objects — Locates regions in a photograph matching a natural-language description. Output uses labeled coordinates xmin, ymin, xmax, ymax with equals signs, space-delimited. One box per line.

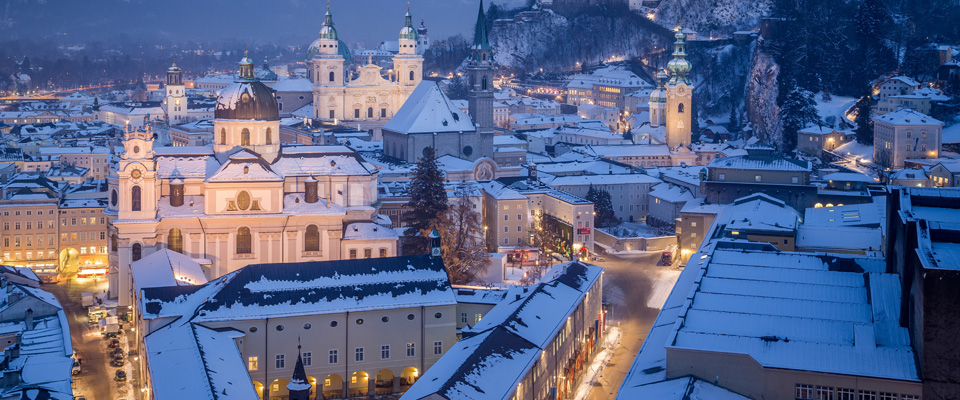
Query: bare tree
xmin=437 ymin=183 xmax=488 ymax=284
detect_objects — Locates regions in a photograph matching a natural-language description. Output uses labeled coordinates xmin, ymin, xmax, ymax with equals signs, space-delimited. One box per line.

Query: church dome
xmin=215 ymin=57 xmax=279 ymax=121
xmin=215 ymin=81 xmax=279 ymax=121
xmin=399 ymin=11 xmax=418 ymax=40
xmin=306 ymin=38 xmax=353 ymax=63
xmin=319 ymin=11 xmax=338 ymax=40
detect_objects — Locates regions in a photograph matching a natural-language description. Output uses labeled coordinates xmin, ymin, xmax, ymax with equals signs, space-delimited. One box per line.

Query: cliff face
xmin=745 ymin=48 xmax=781 ymax=143
xmin=655 ymin=0 xmax=772 ymax=35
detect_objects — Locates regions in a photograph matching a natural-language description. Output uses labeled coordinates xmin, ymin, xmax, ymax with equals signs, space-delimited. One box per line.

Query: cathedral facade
xmin=107 ymin=56 xmax=396 ymax=307
xmin=308 ymin=8 xmax=424 ymax=122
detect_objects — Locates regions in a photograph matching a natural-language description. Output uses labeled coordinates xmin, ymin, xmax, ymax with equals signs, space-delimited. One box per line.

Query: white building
xmin=107 ymin=56 xmax=396 ymax=308
xmin=872 ymin=109 xmax=943 ymax=169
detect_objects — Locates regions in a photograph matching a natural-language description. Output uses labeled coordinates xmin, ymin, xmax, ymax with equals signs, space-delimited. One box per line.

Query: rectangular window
xmin=433 ymin=341 xmax=443 ymax=355
xmin=796 ymin=384 xmax=814 ymax=400
xmin=900 ymin=395 xmax=920 ymax=400
xmin=406 ymin=343 xmax=416 ymax=357
xmin=355 ymin=347 xmax=364 ymax=362
xmin=858 ymin=391 xmax=876 ymax=400
xmin=71 ymin=233 xmax=77 ymax=241
xmin=718 ymin=173 xmax=726 ymax=181
xmin=247 ymin=356 xmax=258 ymax=371
xmin=364 ymin=249 xmax=372 ymax=258
xmin=302 ymin=352 xmax=312 ymax=367
xmin=755 ymin=175 xmax=762 ymax=182
xmin=328 ymin=349 xmax=339 ymax=364
xmin=837 ymin=389 xmax=856 ymax=400
xmin=379 ymin=248 xmax=387 ymax=257
xmin=14 ymin=222 xmax=20 ymax=230
xmin=461 ymin=312 xmax=467 ymax=324
xmin=878 ymin=394 xmax=897 ymax=400
xmin=25 ymin=222 xmax=31 ymax=230
xmin=349 ymin=249 xmax=357 ymax=259
xmin=71 ymin=218 xmax=77 ymax=225
xmin=381 ymin=345 xmax=390 ymax=360
xmin=275 ymin=354 xmax=285 ymax=369
xmin=100 ymin=232 xmax=106 ymax=240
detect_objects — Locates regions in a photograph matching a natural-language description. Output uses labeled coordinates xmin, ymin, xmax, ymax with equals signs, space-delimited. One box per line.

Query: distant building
xmin=796 ymin=125 xmax=846 ymax=155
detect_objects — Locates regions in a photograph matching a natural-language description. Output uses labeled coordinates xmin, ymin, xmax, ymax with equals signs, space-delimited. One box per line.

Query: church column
xmin=327 ymin=229 xmax=342 ymax=260
xmin=286 ymin=231 xmax=299 ymax=262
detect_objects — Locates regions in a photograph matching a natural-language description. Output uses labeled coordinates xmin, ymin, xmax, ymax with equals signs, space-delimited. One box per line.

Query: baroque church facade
xmin=107 ymin=55 xmax=397 ymax=307
xmin=308 ymin=7 xmax=424 ymax=123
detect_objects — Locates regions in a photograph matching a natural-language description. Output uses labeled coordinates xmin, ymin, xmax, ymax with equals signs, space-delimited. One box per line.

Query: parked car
xmin=108 ymin=338 xmax=120 ymax=348
xmin=110 ymin=348 xmax=124 ymax=357
xmin=115 ymin=370 xmax=126 ymax=382
xmin=71 ymin=358 xmax=82 ymax=375
xmin=110 ymin=356 xmax=124 ymax=367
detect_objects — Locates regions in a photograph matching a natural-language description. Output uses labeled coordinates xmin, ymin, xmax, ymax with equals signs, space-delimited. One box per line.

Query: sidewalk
xmin=573 ymin=327 xmax=623 ymax=400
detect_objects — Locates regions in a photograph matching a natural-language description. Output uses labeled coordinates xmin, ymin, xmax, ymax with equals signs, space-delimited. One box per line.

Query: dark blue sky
xmin=0 ymin=0 xmax=524 ymax=47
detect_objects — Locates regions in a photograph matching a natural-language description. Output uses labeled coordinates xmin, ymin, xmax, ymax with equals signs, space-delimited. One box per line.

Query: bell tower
xmin=393 ymin=6 xmax=424 ymax=87
xmin=117 ymin=125 xmax=159 ymax=221
xmin=467 ymin=0 xmax=495 ymax=132
xmin=164 ymin=62 xmax=187 ymax=125
xmin=665 ymin=27 xmax=693 ymax=150
xmin=313 ymin=6 xmax=346 ymax=120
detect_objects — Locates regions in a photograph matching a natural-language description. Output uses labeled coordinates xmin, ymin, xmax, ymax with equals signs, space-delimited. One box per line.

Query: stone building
xmin=107 ymin=56 xmax=395 ymax=308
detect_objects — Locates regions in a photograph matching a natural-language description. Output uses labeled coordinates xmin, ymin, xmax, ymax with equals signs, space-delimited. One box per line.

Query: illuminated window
xmin=247 ymin=356 xmax=258 ymax=371
xmin=168 ymin=228 xmax=183 ymax=254
xmin=236 ymin=227 xmax=252 ymax=254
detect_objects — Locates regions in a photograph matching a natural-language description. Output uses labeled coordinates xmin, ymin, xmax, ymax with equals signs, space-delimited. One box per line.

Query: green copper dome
xmin=319 ymin=11 xmax=338 ymax=40
xmin=667 ymin=27 xmax=691 ymax=85
xmin=399 ymin=11 xmax=418 ymax=40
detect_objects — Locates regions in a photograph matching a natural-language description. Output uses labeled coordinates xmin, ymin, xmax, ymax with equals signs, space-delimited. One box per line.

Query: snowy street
xmin=582 ymin=251 xmax=681 ymax=400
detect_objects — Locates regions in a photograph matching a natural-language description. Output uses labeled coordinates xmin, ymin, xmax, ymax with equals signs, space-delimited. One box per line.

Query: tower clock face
xmin=678 ymin=85 xmax=686 ymax=95
xmin=131 ymin=169 xmax=142 ymax=180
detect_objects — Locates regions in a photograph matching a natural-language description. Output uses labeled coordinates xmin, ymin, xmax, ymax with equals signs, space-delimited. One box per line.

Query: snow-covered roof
xmin=342 ymin=222 xmax=399 ymax=241
xmin=271 ymin=77 xmax=314 ymax=92
xmin=823 ymin=172 xmax=876 ymax=184
xmin=724 ymin=193 xmax=800 ymax=234
xmin=804 ymin=201 xmax=884 ymax=228
xmin=708 ymin=154 xmax=811 ymax=172
xmin=479 ymin=180 xmax=527 ymax=200
xmin=617 ymin=376 xmax=751 ymax=400
xmin=883 ymin=75 xmax=921 ymax=87
xmin=618 ymin=247 xmax=918 ymax=398
xmin=383 ymin=80 xmax=475 ymax=134
xmin=38 ymin=146 xmax=110 ymax=155
xmin=797 ymin=225 xmax=882 ymax=252
xmin=140 ymin=255 xmax=456 ymax=322
xmin=404 ymin=262 xmax=602 ymax=400
xmin=872 ymin=108 xmax=943 ymax=126
xmin=581 ymin=144 xmax=672 ymax=158
xmin=132 ymin=249 xmax=209 ymax=291
xmin=648 ymin=182 xmax=695 ymax=203
xmin=798 ymin=125 xmax=838 ymax=135
xmin=544 ymin=173 xmax=661 ymax=187
xmin=145 ymin=322 xmax=258 ymax=400
xmin=206 ymin=150 xmax=282 ymax=182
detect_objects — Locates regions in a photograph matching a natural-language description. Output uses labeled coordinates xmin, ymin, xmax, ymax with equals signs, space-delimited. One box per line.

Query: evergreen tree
xmin=403 ymin=147 xmax=448 ymax=255
xmin=854 ymin=0 xmax=896 ymax=87
xmin=585 ymin=185 xmax=618 ymax=228
xmin=854 ymin=99 xmax=874 ymax=145
xmin=437 ymin=183 xmax=487 ymax=284
xmin=729 ymin=106 xmax=740 ymax=134
xmin=778 ymin=79 xmax=820 ymax=153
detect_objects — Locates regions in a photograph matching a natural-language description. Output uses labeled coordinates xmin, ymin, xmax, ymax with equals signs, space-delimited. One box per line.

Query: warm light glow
xmin=730 ymin=231 xmax=740 ymax=235
xmin=646 ymin=12 xmax=655 ymax=20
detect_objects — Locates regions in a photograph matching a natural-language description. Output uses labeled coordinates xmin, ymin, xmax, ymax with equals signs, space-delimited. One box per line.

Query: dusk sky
xmin=0 ymin=0 xmax=525 ymax=47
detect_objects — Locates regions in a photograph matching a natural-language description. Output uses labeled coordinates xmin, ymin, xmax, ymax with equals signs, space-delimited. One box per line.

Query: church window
xmin=329 ymin=110 xmax=335 ymax=119
xmin=220 ymin=128 xmax=226 ymax=145
xmin=241 ymin=128 xmax=250 ymax=146
xmin=329 ymin=71 xmax=335 ymax=82
xmin=237 ymin=191 xmax=252 ymax=211
xmin=111 ymin=189 xmax=118 ymax=207
xmin=463 ymin=146 xmax=474 ymax=157
xmin=305 ymin=225 xmax=320 ymax=252
xmin=111 ymin=234 xmax=118 ymax=252
xmin=409 ymin=70 xmax=415 ymax=81
xmin=354 ymin=109 xmax=360 ymax=119
xmin=266 ymin=128 xmax=273 ymax=145
xmin=168 ymin=228 xmax=183 ymax=254
xmin=367 ymin=107 xmax=373 ymax=118
xmin=237 ymin=227 xmax=252 ymax=254
xmin=380 ymin=108 xmax=386 ymax=118
xmin=678 ymin=103 xmax=685 ymax=113
xmin=132 ymin=243 xmax=142 ymax=262
xmin=482 ymin=77 xmax=488 ymax=91
xmin=131 ymin=186 xmax=142 ymax=212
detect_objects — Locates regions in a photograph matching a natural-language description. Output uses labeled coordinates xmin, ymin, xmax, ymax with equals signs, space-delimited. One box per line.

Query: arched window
xmin=409 ymin=70 xmax=415 ymax=81
xmin=131 ymin=186 xmax=142 ymax=212
xmin=111 ymin=234 xmax=118 ymax=252
xmin=241 ymin=128 xmax=250 ymax=146
xmin=168 ymin=228 xmax=183 ymax=254
xmin=305 ymin=225 xmax=320 ymax=252
xmin=678 ymin=103 xmax=685 ymax=113
xmin=482 ymin=77 xmax=488 ymax=91
xmin=220 ymin=128 xmax=226 ymax=145
xmin=329 ymin=71 xmax=335 ymax=82
xmin=132 ymin=243 xmax=142 ymax=262
xmin=367 ymin=107 xmax=373 ymax=118
xmin=265 ymin=128 xmax=272 ymax=145
xmin=236 ymin=227 xmax=252 ymax=254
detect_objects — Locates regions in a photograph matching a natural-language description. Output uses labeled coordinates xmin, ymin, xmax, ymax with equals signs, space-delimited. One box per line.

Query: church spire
xmin=473 ymin=0 xmax=491 ymax=51
xmin=238 ymin=48 xmax=255 ymax=81
xmin=286 ymin=344 xmax=311 ymax=400
xmin=666 ymin=26 xmax=692 ymax=85
xmin=319 ymin=4 xmax=338 ymax=41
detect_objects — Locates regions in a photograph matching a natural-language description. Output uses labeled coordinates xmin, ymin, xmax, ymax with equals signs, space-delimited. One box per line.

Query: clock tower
xmin=116 ymin=125 xmax=159 ymax=221
xmin=665 ymin=27 xmax=693 ymax=150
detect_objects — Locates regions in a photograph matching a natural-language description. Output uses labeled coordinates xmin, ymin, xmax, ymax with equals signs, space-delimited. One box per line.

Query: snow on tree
xmin=777 ymin=79 xmax=820 ymax=153
xmin=854 ymin=0 xmax=896 ymax=88
xmin=437 ymin=182 xmax=488 ymax=285
xmin=585 ymin=185 xmax=618 ymax=228
xmin=402 ymin=147 xmax=448 ymax=255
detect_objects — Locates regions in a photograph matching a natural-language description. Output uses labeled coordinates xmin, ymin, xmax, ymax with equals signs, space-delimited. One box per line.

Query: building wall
xmin=382 ymin=130 xmax=494 ymax=164
xmin=701 ymin=182 xmax=819 ymax=211
xmin=797 ymin=131 xmax=844 ymax=155
xmin=59 ymin=206 xmax=110 ymax=267
xmin=708 ymin=166 xmax=809 ymax=186
xmin=482 ymin=196 xmax=529 ymax=252
xmin=678 ymin=212 xmax=716 ymax=262
xmin=552 ymin=182 xmax=652 ymax=223
xmin=666 ymin=347 xmax=922 ymax=400
xmin=873 ymin=121 xmax=942 ymax=169
xmin=0 ymin=203 xmax=60 ymax=272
